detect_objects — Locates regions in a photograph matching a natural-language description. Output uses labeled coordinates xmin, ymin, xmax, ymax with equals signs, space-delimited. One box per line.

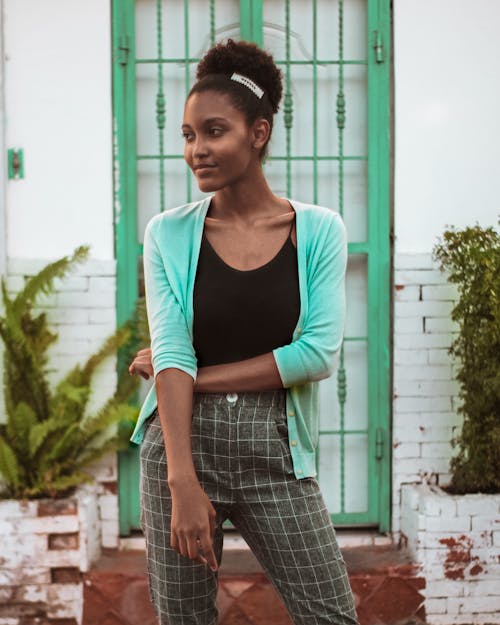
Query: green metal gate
xmin=113 ymin=0 xmax=391 ymax=535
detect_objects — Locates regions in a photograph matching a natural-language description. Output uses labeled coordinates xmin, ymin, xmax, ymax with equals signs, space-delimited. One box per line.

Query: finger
xmin=198 ymin=535 xmax=218 ymax=572
xmin=186 ymin=535 xmax=202 ymax=561
xmin=176 ymin=534 xmax=189 ymax=558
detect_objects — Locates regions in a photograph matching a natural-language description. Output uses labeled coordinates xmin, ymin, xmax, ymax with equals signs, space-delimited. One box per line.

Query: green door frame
xmin=112 ymin=0 xmax=392 ymax=535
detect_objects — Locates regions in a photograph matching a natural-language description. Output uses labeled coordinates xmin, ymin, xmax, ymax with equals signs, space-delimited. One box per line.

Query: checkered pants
xmin=139 ymin=390 xmax=359 ymax=625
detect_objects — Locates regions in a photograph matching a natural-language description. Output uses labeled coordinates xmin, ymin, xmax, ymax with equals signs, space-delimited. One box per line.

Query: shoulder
xmin=290 ymin=199 xmax=346 ymax=242
xmin=145 ymin=198 xmax=208 ymax=241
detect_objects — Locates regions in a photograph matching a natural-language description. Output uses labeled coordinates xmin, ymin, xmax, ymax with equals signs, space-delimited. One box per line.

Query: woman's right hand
xmin=128 ymin=347 xmax=154 ymax=380
xmin=169 ymin=476 xmax=218 ymax=571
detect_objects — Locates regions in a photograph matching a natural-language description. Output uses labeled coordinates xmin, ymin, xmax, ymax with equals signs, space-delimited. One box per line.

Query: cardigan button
xmin=291 ymin=440 xmax=297 ymax=446
xmin=288 ymin=410 xmax=295 ymax=417
xmin=297 ymin=469 xmax=303 ymax=475
xmin=226 ymin=393 xmax=238 ymax=404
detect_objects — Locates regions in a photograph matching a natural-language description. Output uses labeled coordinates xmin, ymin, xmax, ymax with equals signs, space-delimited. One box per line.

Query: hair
xmin=188 ymin=39 xmax=283 ymax=159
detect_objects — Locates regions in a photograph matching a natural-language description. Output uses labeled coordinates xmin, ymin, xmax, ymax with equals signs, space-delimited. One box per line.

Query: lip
xmin=193 ymin=164 xmax=217 ymax=173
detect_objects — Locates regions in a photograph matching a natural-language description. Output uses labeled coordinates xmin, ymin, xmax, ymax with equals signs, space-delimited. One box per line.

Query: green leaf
xmin=0 ymin=434 xmax=21 ymax=488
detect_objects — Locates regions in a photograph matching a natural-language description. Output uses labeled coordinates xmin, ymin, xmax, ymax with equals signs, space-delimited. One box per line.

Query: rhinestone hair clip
xmin=230 ymin=72 xmax=264 ymax=99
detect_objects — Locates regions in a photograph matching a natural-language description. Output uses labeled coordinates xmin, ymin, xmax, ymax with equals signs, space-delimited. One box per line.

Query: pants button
xmin=226 ymin=392 xmax=238 ymax=404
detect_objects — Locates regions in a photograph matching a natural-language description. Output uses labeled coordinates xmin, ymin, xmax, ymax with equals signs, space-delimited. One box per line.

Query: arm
xmin=143 ymin=221 xmax=217 ymax=571
xmin=133 ymin=213 xmax=348 ymax=391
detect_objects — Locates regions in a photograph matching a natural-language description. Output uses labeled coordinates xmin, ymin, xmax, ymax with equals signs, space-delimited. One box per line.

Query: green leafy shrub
xmin=433 ymin=220 xmax=500 ymax=493
xmin=0 ymin=245 xmax=148 ymax=499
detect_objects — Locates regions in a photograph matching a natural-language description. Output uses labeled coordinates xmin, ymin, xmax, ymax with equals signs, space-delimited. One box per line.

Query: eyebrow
xmin=182 ymin=117 xmax=228 ymax=129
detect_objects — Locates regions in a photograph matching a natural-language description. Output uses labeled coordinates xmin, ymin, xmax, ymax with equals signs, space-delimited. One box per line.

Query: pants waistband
xmin=193 ymin=389 xmax=286 ymax=408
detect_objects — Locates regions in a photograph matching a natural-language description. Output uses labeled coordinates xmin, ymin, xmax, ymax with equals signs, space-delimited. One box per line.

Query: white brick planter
xmin=0 ymin=484 xmax=101 ymax=625
xmin=401 ymin=483 xmax=500 ymax=625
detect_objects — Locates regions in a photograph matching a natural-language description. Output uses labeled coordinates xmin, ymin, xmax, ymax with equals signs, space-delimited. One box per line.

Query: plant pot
xmin=401 ymin=483 xmax=500 ymax=625
xmin=0 ymin=483 xmax=101 ymax=625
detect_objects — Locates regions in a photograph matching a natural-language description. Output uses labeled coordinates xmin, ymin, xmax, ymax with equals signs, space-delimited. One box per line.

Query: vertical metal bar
xmin=312 ymin=0 xmax=318 ymax=204
xmin=210 ymin=0 xmax=216 ymax=46
xmin=112 ymin=0 xmax=139 ymax=536
xmin=336 ymin=0 xmax=346 ymax=516
xmin=156 ymin=0 xmax=166 ymax=213
xmin=184 ymin=0 xmax=192 ymax=202
xmin=284 ymin=0 xmax=293 ymax=197
xmin=367 ymin=0 xmax=392 ymax=532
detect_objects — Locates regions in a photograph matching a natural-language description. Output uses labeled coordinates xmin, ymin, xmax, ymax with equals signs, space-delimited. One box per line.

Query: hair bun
xmin=196 ymin=39 xmax=283 ymax=114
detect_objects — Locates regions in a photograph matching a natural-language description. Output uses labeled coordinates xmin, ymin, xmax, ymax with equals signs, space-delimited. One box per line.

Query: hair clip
xmin=230 ymin=73 xmax=264 ymax=99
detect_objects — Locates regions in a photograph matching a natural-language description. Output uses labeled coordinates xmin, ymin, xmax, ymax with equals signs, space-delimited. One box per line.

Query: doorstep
xmin=83 ymin=530 xmax=426 ymax=625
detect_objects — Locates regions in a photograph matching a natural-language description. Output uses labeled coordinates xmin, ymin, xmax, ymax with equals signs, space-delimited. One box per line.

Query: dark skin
xmin=131 ymin=90 xmax=297 ymax=572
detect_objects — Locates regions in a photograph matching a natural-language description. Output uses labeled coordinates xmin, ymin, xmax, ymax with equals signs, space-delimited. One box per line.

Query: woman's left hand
xmin=128 ymin=347 xmax=154 ymax=380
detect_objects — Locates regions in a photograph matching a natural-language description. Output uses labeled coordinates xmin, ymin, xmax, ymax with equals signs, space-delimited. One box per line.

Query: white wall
xmin=394 ymin=0 xmax=500 ymax=254
xmin=3 ymin=0 xmax=113 ymax=260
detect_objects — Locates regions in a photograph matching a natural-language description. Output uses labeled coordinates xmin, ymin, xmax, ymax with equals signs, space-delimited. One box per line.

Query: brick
xmin=426 ymin=515 xmax=471 ymax=532
xmin=421 ymin=442 xmax=454 ymax=458
xmin=38 ymin=500 xmax=77 ymax=517
xmin=394 ymin=254 xmax=437 ymax=270
xmin=395 ymin=317 xmax=423 ymax=333
xmin=393 ymin=349 xmax=428 ymax=365
xmin=71 ymin=259 xmax=116 ymax=276
xmin=471 ymin=516 xmax=500 ymax=531
xmin=394 ymin=457 xmax=451 ymax=474
xmin=425 ymin=579 xmax=465 ymax=598
xmin=98 ymin=495 xmax=118 ymax=521
xmin=425 ymin=317 xmax=459 ymax=333
xmin=456 ymin=496 xmax=500 ymax=517
xmin=394 ymin=285 xmax=420 ymax=301
xmin=394 ymin=397 xmax=452 ymax=413
xmin=428 ymin=348 xmax=456 ymax=364
xmin=395 ymin=333 xmax=454 ymax=349
xmin=394 ymin=365 xmax=452 ymax=381
xmin=493 ymin=531 xmax=500 ymax=547
xmin=426 ymin=598 xmax=447 ymax=614
xmin=394 ymin=269 xmax=447 ymax=285
xmin=46 ymin=584 xmax=83 ymax=618
xmin=396 ymin=301 xmax=453 ymax=318
xmin=88 ymin=308 xmax=117 ymax=324
xmin=48 ymin=533 xmax=79 ymax=550
xmin=57 ymin=291 xmax=115 ymax=309
xmin=88 ymin=277 xmax=115 ymax=292
xmin=52 ymin=277 xmax=89 ymax=292
xmin=0 ymin=535 xmax=48 ymax=568
xmin=51 ymin=568 xmax=82 ymax=584
xmin=12 ymin=585 xmax=47 ymax=603
xmin=464 ymin=580 xmax=500 ymax=597
xmin=460 ymin=596 xmax=500 ymax=613
xmin=101 ymin=519 xmax=119 ymax=548
xmin=5 ymin=275 xmax=26 ymax=291
xmin=447 ymin=597 xmax=464 ymax=614
xmin=13 ymin=516 xmax=79 ymax=535
xmin=424 ymin=531 xmax=490 ymax=549
xmin=394 ymin=380 xmax=459 ymax=396
xmin=44 ymin=309 xmax=89 ymax=325
xmin=0 ymin=501 xmax=38 ymax=519
xmin=394 ymin=424 xmax=455 ymax=443
xmin=0 ymin=569 xmax=50 ymax=586
xmin=422 ymin=285 xmax=459 ymax=301
xmin=393 ymin=442 xmax=420 ymax=458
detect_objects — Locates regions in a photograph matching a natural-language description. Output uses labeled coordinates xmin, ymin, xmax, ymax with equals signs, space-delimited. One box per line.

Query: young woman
xmin=128 ymin=39 xmax=359 ymax=625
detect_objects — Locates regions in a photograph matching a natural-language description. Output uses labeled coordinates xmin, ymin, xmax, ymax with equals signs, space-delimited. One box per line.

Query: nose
xmin=192 ymin=135 xmax=209 ymax=159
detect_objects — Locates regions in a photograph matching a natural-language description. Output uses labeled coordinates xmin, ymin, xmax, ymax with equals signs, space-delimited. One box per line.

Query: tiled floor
xmin=83 ymin=540 xmax=426 ymax=625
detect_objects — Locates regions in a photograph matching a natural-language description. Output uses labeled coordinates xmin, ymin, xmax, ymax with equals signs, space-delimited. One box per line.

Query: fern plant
xmin=0 ymin=245 xmax=149 ymax=499
xmin=433 ymin=219 xmax=500 ymax=493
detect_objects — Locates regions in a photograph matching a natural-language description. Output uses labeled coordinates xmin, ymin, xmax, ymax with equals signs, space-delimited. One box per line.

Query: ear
xmin=251 ymin=118 xmax=271 ymax=151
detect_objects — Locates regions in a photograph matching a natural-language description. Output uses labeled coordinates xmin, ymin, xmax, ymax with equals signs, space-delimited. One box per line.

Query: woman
xmin=128 ymin=39 xmax=358 ymax=625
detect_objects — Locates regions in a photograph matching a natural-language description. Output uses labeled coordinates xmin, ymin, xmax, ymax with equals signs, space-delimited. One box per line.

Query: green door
xmin=113 ymin=0 xmax=391 ymax=535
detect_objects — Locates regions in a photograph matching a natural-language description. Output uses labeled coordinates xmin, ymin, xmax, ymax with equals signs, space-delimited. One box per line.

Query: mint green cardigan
xmin=129 ymin=196 xmax=348 ymax=479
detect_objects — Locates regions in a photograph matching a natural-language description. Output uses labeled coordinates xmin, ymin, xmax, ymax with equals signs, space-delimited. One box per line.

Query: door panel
xmin=113 ymin=0 xmax=391 ymax=534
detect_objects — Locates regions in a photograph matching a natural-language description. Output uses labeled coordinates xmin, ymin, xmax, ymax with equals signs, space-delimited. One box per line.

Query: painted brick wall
xmin=0 ymin=257 xmax=119 ymax=548
xmin=401 ymin=484 xmax=500 ymax=624
xmin=392 ymin=253 xmax=463 ymax=537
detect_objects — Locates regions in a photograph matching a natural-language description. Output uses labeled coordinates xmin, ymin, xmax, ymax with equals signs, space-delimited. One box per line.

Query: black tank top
xmin=193 ymin=219 xmax=300 ymax=367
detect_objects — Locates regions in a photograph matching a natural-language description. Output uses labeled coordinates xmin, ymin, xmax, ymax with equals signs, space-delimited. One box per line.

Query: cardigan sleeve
xmin=272 ymin=212 xmax=348 ymax=388
xmin=143 ymin=220 xmax=198 ymax=381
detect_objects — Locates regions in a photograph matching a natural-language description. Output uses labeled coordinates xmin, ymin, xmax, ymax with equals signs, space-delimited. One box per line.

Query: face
xmin=182 ymin=91 xmax=259 ymax=193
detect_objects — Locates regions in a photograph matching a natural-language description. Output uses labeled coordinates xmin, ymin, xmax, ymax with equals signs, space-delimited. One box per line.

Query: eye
xmin=209 ymin=127 xmax=223 ymax=136
xmin=181 ymin=131 xmax=194 ymax=142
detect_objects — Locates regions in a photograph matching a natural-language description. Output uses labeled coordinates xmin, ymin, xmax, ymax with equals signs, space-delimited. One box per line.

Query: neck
xmin=210 ymin=165 xmax=287 ymax=223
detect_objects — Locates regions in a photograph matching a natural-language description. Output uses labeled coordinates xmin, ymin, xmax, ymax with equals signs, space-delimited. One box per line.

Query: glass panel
xmin=344 ymin=434 xmax=369 ymax=513
xmin=319 ymin=340 xmax=368 ymax=432
xmin=318 ymin=435 xmax=341 ymax=513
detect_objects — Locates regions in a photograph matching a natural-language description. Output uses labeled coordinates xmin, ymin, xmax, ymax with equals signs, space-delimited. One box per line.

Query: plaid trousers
xmin=139 ymin=390 xmax=359 ymax=625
